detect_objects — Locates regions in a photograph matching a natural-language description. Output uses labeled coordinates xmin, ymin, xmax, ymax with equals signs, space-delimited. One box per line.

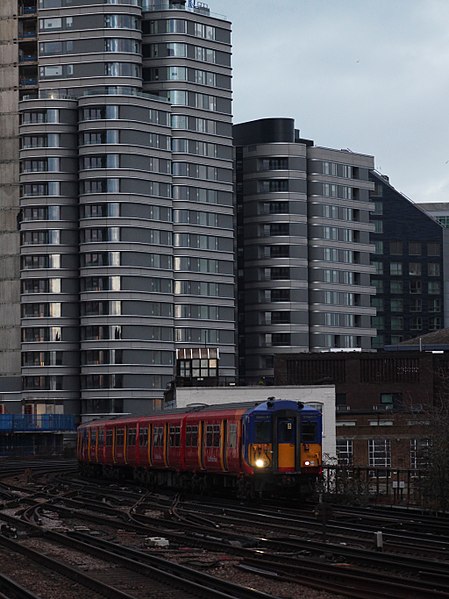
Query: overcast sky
xmin=210 ymin=0 xmax=449 ymax=203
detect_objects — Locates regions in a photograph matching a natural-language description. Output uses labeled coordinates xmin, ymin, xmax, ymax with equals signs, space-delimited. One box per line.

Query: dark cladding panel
xmin=233 ymin=118 xmax=296 ymax=146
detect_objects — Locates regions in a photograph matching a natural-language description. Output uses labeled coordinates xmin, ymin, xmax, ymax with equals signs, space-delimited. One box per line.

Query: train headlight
xmin=255 ymin=458 xmax=266 ymax=468
xmin=304 ymin=460 xmax=311 ymax=466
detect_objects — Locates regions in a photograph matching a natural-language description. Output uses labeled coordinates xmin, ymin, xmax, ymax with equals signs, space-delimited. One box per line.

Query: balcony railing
xmin=0 ymin=414 xmax=77 ymax=432
xmin=19 ymin=78 xmax=38 ymax=86
xmin=19 ymin=6 xmax=37 ymax=15
xmin=18 ymin=32 xmax=37 ymax=40
xmin=19 ymin=54 xmax=37 ymax=63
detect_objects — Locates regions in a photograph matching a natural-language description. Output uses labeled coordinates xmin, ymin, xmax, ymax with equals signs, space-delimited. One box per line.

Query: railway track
xmin=3 ymin=464 xmax=449 ymax=598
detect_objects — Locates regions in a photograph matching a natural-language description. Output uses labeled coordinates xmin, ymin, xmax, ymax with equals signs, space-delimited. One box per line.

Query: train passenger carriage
xmin=77 ymin=398 xmax=323 ymax=499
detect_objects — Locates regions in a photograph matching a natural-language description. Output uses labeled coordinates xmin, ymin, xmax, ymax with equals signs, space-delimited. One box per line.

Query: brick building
xmin=275 ymin=346 xmax=449 ymax=468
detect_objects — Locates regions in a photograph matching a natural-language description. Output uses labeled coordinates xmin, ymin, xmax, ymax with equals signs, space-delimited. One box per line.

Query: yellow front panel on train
xmin=301 ymin=443 xmax=322 ymax=467
xmin=278 ymin=443 xmax=295 ymax=470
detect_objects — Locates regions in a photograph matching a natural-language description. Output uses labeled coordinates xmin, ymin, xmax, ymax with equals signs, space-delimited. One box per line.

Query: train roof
xmin=78 ymin=399 xmax=321 ymax=429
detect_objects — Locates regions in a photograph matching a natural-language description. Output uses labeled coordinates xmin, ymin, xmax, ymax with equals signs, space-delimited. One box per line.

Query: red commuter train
xmin=77 ymin=398 xmax=323 ymax=498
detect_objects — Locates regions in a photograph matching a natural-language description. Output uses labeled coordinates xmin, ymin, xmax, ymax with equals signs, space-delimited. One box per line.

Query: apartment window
xmin=271 ymin=289 xmax=290 ymax=302
xmin=271 ymin=333 xmax=291 ymax=346
xmin=323 ymin=183 xmax=337 ymax=197
xmin=374 ymin=220 xmax=383 ymax=233
xmin=390 ymin=262 xmax=402 ymax=276
xmin=410 ymin=316 xmax=422 ymax=330
xmin=265 ymin=223 xmax=289 ymax=236
xmin=323 ymin=161 xmax=337 ymax=176
xmin=389 ymin=240 xmax=403 ymax=255
xmin=270 ymin=267 xmax=289 ymax=280
xmin=374 ymin=240 xmax=383 ymax=254
xmin=104 ymin=14 xmax=139 ymax=30
xmin=368 ymin=439 xmax=391 ymax=469
xmin=336 ymin=439 xmax=353 ymax=466
xmin=269 ymin=245 xmax=289 ymax=258
xmin=410 ymin=298 xmax=422 ymax=312
xmin=427 ymin=242 xmax=440 ymax=256
xmin=429 ymin=316 xmax=442 ymax=330
xmin=372 ymin=279 xmax=383 ymax=293
xmin=322 ymin=205 xmax=338 ymax=219
xmin=408 ymin=262 xmax=421 ymax=276
xmin=324 ymin=270 xmax=339 ymax=283
xmin=428 ymin=263 xmax=440 ymax=276
xmin=323 ymin=227 xmax=338 ymax=240
xmin=372 ymin=315 xmax=384 ymax=328
xmin=372 ymin=261 xmax=383 ymax=274
xmin=409 ymin=280 xmax=422 ymax=294
xmin=410 ymin=439 xmax=431 ymax=469
xmin=324 ymin=248 xmax=338 ymax=262
xmin=389 ymin=281 xmax=402 ymax=294
xmin=409 ymin=242 xmax=421 ymax=255
xmin=391 ymin=316 xmax=403 ymax=330
xmin=428 ymin=298 xmax=441 ymax=313
xmin=40 ymin=17 xmax=62 ymax=29
xmin=259 ymin=180 xmax=288 ymax=193
xmin=390 ymin=299 xmax=403 ymax=312
xmin=371 ymin=297 xmax=383 ymax=310
xmin=372 ymin=335 xmax=384 ymax=349
xmin=428 ymin=281 xmax=440 ymax=294
xmin=259 ymin=158 xmax=288 ymax=171
xmin=271 ymin=311 xmax=290 ymax=324
xmin=372 ymin=201 xmax=383 ymax=215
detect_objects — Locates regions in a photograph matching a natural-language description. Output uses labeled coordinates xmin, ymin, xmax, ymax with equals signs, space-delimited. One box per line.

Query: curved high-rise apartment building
xmin=19 ymin=97 xmax=79 ymax=414
xmin=141 ymin=1 xmax=235 ymax=379
xmin=10 ymin=0 xmax=235 ymax=418
xmin=78 ymin=93 xmax=175 ymax=414
xmin=234 ymin=118 xmax=375 ymax=383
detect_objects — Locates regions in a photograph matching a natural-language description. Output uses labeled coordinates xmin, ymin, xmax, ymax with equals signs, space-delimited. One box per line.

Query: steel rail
xmin=54 ymin=530 xmax=276 ymax=599
xmin=0 ymin=535 xmax=137 ymax=599
xmin=0 ymin=573 xmax=43 ymax=599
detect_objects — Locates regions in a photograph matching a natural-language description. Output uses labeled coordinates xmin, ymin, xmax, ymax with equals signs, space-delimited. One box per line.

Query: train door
xmin=126 ymin=426 xmax=137 ymax=465
xmin=199 ymin=420 xmax=205 ymax=469
xmin=221 ymin=420 xmax=228 ymax=471
xmin=276 ymin=417 xmax=296 ymax=472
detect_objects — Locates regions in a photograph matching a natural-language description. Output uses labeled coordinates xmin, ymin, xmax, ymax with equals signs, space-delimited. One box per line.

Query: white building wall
xmin=174 ymin=385 xmax=336 ymax=462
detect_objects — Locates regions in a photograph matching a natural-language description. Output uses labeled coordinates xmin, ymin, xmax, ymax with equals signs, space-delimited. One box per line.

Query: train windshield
xmin=301 ymin=422 xmax=317 ymax=442
xmin=255 ymin=419 xmax=272 ymax=443
xmin=278 ymin=419 xmax=295 ymax=443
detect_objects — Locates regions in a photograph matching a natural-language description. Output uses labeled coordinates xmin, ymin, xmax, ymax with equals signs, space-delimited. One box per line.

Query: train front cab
xmin=244 ymin=399 xmax=322 ymax=493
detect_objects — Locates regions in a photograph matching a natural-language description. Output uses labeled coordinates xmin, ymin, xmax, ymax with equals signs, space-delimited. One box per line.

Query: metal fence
xmin=0 ymin=414 xmax=77 ymax=433
xmin=321 ymin=465 xmax=427 ymax=506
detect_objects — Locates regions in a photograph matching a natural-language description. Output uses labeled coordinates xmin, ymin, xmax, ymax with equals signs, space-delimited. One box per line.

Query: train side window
xmin=116 ymin=428 xmax=124 ymax=446
xmin=186 ymin=425 xmax=198 ymax=447
xmin=98 ymin=429 xmax=104 ymax=445
xmin=91 ymin=428 xmax=97 ymax=444
xmin=228 ymin=423 xmax=237 ymax=449
xmin=153 ymin=426 xmax=163 ymax=447
xmin=301 ymin=422 xmax=317 ymax=442
xmin=127 ymin=427 xmax=137 ymax=446
xmin=106 ymin=430 xmax=113 ymax=446
xmin=169 ymin=425 xmax=181 ymax=447
xmin=255 ymin=420 xmax=271 ymax=443
xmin=139 ymin=426 xmax=148 ymax=447
xmin=213 ymin=424 xmax=220 ymax=447
xmin=205 ymin=424 xmax=215 ymax=447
